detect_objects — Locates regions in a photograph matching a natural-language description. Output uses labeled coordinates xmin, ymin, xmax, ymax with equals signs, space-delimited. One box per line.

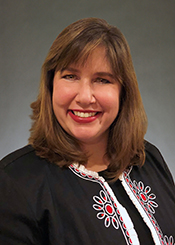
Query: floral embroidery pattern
xmin=92 ymin=190 xmax=134 ymax=245
xmin=93 ymin=190 xmax=119 ymax=229
xmin=122 ymin=169 xmax=175 ymax=245
xmin=132 ymin=180 xmax=158 ymax=214
xmin=70 ymin=163 xmax=175 ymax=245
xmin=69 ymin=164 xmax=138 ymax=245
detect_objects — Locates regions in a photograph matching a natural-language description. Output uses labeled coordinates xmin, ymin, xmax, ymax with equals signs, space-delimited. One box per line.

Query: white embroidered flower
xmin=93 ymin=190 xmax=119 ymax=229
xmin=132 ymin=181 xmax=158 ymax=213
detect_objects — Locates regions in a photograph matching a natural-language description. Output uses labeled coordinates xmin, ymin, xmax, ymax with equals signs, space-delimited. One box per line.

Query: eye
xmin=62 ymin=74 xmax=77 ymax=80
xmin=96 ymin=77 xmax=111 ymax=84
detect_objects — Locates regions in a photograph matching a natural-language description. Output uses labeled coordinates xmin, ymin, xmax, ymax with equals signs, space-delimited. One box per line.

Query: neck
xmin=82 ymin=139 xmax=109 ymax=172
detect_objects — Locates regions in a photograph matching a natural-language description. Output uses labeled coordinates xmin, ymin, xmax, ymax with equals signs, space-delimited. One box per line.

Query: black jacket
xmin=0 ymin=142 xmax=175 ymax=244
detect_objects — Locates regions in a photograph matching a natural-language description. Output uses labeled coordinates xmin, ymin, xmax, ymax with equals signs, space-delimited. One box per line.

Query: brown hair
xmin=29 ymin=17 xmax=147 ymax=179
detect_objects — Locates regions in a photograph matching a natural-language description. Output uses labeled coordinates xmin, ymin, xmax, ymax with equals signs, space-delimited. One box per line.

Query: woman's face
xmin=52 ymin=46 xmax=121 ymax=145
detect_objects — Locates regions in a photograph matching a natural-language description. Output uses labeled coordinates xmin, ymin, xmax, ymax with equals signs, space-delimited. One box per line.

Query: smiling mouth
xmin=71 ymin=110 xmax=98 ymax=118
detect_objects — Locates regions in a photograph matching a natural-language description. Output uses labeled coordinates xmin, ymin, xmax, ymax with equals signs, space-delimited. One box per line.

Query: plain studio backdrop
xmin=0 ymin=1 xmax=175 ymax=179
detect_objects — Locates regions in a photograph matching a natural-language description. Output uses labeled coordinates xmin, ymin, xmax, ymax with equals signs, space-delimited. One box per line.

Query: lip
xmin=68 ymin=110 xmax=101 ymax=123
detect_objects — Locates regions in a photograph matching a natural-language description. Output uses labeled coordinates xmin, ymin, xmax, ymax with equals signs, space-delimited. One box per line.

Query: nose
xmin=75 ymin=80 xmax=96 ymax=106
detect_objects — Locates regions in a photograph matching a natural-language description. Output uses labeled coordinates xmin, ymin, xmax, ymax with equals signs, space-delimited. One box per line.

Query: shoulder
xmin=145 ymin=141 xmax=165 ymax=163
xmin=1 ymin=145 xmax=36 ymax=168
xmin=0 ymin=146 xmax=56 ymax=243
xmin=0 ymin=145 xmax=67 ymax=213
xmin=0 ymin=145 xmax=52 ymax=183
xmin=144 ymin=141 xmax=174 ymax=185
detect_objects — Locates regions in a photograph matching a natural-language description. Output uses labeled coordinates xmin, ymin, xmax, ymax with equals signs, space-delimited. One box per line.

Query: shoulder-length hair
xmin=29 ymin=17 xmax=147 ymax=180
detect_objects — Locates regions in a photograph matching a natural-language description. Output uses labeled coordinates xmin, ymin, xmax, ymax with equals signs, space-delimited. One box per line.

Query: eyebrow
xmin=60 ymin=67 xmax=79 ymax=74
xmin=94 ymin=72 xmax=115 ymax=79
xmin=61 ymin=68 xmax=115 ymax=79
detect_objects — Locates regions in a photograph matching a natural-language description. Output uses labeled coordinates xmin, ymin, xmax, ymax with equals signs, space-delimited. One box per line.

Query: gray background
xmin=1 ymin=1 xmax=175 ymax=179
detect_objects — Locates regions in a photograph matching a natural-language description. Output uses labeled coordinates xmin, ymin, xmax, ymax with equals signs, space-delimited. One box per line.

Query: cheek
xmin=99 ymin=88 xmax=121 ymax=112
xmin=52 ymin=84 xmax=73 ymax=108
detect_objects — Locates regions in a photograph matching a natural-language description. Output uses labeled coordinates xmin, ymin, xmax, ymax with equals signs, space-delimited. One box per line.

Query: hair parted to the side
xmin=29 ymin=17 xmax=148 ymax=180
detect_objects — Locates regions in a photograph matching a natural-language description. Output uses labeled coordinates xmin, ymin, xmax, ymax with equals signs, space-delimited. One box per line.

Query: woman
xmin=0 ymin=18 xmax=174 ymax=245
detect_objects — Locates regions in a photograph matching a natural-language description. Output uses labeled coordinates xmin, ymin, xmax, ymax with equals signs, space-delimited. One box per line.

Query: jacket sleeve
xmin=0 ymin=170 xmax=43 ymax=245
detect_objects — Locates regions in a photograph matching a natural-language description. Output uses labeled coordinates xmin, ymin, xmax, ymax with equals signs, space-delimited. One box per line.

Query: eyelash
xmin=62 ymin=74 xmax=111 ymax=84
xmin=95 ymin=78 xmax=111 ymax=84
xmin=62 ymin=74 xmax=77 ymax=80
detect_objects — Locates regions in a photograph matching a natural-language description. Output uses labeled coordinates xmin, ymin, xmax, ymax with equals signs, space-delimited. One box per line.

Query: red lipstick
xmin=68 ymin=110 xmax=100 ymax=123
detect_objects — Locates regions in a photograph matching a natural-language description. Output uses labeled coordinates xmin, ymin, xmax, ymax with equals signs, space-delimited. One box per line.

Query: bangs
xmin=54 ymin=40 xmax=123 ymax=85
xmin=55 ymin=38 xmax=104 ymax=72
xmin=48 ymin=19 xmax=127 ymax=85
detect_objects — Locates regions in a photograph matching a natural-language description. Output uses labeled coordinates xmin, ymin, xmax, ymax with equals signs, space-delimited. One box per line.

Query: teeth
xmin=73 ymin=111 xmax=96 ymax=118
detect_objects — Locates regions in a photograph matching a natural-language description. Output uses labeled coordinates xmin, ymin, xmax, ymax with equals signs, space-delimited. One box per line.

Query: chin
xmin=74 ymin=135 xmax=103 ymax=145
xmin=74 ymin=135 xmax=95 ymax=143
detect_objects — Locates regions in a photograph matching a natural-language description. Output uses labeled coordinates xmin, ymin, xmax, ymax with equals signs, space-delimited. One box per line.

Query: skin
xmin=52 ymin=46 xmax=121 ymax=171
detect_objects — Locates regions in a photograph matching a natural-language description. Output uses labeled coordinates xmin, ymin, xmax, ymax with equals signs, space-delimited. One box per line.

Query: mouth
xmin=71 ymin=110 xmax=98 ymax=118
xmin=68 ymin=110 xmax=100 ymax=123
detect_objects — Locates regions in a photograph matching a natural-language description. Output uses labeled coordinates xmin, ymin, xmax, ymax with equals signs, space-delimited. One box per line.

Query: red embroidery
xmin=123 ymin=169 xmax=175 ymax=245
xmin=163 ymin=235 xmax=174 ymax=245
xmin=132 ymin=180 xmax=158 ymax=214
xmin=93 ymin=190 xmax=119 ymax=230
xmin=70 ymin=163 xmax=135 ymax=244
